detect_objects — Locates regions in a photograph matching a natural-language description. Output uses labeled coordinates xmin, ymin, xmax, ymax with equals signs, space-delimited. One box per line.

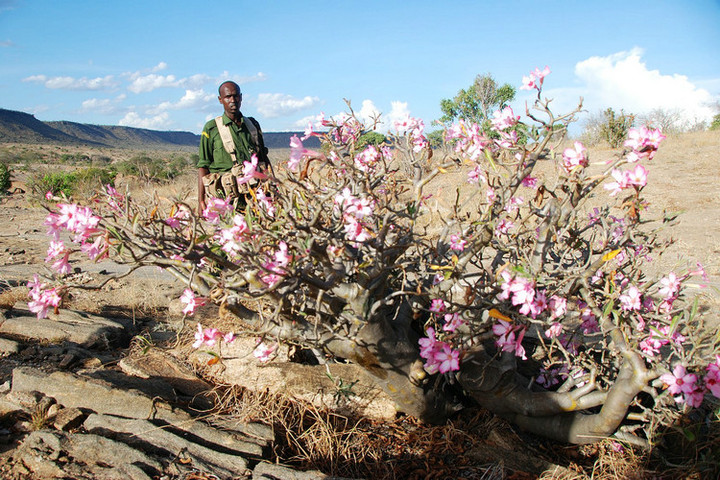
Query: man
xmin=197 ymin=81 xmax=272 ymax=213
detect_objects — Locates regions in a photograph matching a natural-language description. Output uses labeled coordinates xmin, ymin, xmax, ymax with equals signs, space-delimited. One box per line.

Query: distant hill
xmin=0 ymin=108 xmax=319 ymax=150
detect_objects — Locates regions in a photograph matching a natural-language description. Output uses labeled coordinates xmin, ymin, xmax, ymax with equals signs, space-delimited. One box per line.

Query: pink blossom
xmin=496 ymin=218 xmax=514 ymax=235
xmin=181 ymin=288 xmax=207 ymax=316
xmin=619 ymin=285 xmax=642 ymax=311
xmin=45 ymin=191 xmax=53 ymax=200
xmin=449 ymin=234 xmax=467 ymax=251
xmin=255 ymin=188 xmax=276 ymax=218
xmin=604 ymin=169 xmax=630 ymax=196
xmin=433 ymin=344 xmax=460 ymax=373
xmin=202 ymin=197 xmax=232 ymax=223
xmin=658 ymin=272 xmax=680 ymax=300
xmin=418 ymin=327 xmax=438 ymax=358
xmin=548 ymin=295 xmax=567 ymax=319
xmin=430 ymin=299 xmax=447 ymax=313
xmin=486 ymin=186 xmax=496 ymax=203
xmin=490 ymin=106 xmax=519 ymax=131
xmin=521 ymin=176 xmax=538 ymax=189
xmin=705 ymin=356 xmax=720 ymax=398
xmin=343 ymin=216 xmax=371 ymax=243
xmin=166 ymin=206 xmax=190 ymax=228
xmin=545 ymin=322 xmax=563 ymax=339
xmin=467 ymin=165 xmax=486 ymax=184
xmin=192 ymin=323 xmax=221 ymax=349
xmin=625 ymin=164 xmax=648 ymax=188
xmin=442 ymin=312 xmax=464 ymax=332
xmin=395 ymin=116 xmax=429 ymax=152
xmin=561 ymin=142 xmax=588 ymax=173
xmin=354 ymin=145 xmax=382 ymax=172
xmin=492 ymin=320 xmax=527 ymax=360
xmin=27 ymin=275 xmax=62 ymax=319
xmin=624 ymin=126 xmax=666 ymax=160
xmin=520 ymin=65 xmax=551 ymax=91
xmin=661 ymin=365 xmax=698 ymax=396
xmin=288 ymin=135 xmax=322 ymax=172
xmin=81 ymin=235 xmax=108 ymax=261
xmin=253 ymin=341 xmax=277 ymax=363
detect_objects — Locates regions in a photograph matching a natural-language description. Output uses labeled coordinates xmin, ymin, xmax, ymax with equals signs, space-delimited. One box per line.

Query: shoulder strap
xmin=242 ymin=115 xmax=260 ymax=148
xmin=214 ymin=116 xmax=238 ymax=164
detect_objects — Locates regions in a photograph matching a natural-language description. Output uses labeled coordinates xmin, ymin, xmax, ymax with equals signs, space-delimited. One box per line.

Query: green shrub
xmin=29 ymin=167 xmax=116 ymax=199
xmin=32 ymin=171 xmax=78 ymax=197
xmin=710 ymin=113 xmax=720 ymax=131
xmin=0 ymin=162 xmax=11 ymax=194
xmin=115 ymin=154 xmax=191 ymax=182
xmin=600 ymin=108 xmax=634 ymax=148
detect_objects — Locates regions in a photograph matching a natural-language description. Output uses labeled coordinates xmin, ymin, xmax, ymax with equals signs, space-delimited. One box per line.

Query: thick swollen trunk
xmin=224 ymin=299 xmax=449 ymax=423
xmin=457 ymin=347 xmax=652 ymax=444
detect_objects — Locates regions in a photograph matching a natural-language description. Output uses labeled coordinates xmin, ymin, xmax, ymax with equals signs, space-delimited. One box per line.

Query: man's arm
xmin=197 ymin=167 xmax=209 ymax=215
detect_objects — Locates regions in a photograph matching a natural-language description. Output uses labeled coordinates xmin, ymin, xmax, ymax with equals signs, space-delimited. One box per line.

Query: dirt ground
xmin=1 ymin=130 xmax=719 ymax=478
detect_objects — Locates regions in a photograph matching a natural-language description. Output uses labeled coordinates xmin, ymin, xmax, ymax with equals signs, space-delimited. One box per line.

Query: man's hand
xmin=198 ymin=167 xmax=210 ymax=215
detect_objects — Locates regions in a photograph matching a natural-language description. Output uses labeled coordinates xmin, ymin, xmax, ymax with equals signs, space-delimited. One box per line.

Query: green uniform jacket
xmin=197 ymin=113 xmax=269 ymax=173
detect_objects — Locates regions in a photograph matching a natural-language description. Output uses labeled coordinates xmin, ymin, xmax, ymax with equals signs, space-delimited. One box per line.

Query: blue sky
xmin=1 ymin=0 xmax=719 ymax=135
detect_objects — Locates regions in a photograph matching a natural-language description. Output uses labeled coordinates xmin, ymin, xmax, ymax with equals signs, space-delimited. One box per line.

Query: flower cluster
xmin=260 ymin=241 xmax=291 ymax=287
xmin=192 ymin=322 xmax=235 ymax=349
xmin=334 ymin=187 xmax=375 ymax=243
xmin=418 ymin=327 xmax=460 ymax=374
xmin=395 ymin=116 xmax=429 ymax=152
xmin=520 ymin=66 xmax=551 ymax=91
xmin=27 ymin=275 xmax=62 ymax=318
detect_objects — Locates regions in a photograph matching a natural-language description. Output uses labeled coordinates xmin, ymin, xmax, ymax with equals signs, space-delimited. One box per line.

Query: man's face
xmin=218 ymin=83 xmax=242 ymax=117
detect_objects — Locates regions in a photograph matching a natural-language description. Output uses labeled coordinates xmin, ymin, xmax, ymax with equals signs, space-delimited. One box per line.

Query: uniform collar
xmin=221 ymin=112 xmax=244 ymax=126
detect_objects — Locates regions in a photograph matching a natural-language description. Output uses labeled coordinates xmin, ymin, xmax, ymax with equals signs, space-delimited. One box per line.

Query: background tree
xmin=439 ymin=73 xmax=516 ymax=126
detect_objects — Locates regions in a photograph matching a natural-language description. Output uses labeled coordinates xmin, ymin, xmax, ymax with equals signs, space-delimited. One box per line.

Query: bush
xmin=0 ymin=162 xmax=11 ymax=194
xmin=600 ymin=108 xmax=635 ymax=147
xmin=115 ymin=154 xmax=191 ymax=182
xmin=31 ymin=68 xmax=719 ymax=450
xmin=29 ymin=167 xmax=116 ymax=199
xmin=710 ymin=113 xmax=720 ymax=131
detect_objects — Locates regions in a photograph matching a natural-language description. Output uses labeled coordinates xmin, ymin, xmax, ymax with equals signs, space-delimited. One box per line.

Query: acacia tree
xmin=31 ymin=67 xmax=719 ymax=446
xmin=439 ymin=72 xmax=516 ymax=126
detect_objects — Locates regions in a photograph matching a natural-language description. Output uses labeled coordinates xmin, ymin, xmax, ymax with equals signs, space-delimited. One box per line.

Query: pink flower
xmin=545 ymin=322 xmax=562 ymax=339
xmin=658 ymin=272 xmax=680 ymax=300
xmin=490 ymin=106 xmax=519 ymax=131
xmin=430 ymin=299 xmax=447 ymax=313
xmin=442 ymin=312 xmax=464 ymax=333
xmin=192 ymin=323 xmax=222 ymax=349
xmin=521 ymin=176 xmax=537 ymax=189
xmin=520 ymin=65 xmax=551 ymax=91
xmin=496 ymin=218 xmax=514 ymax=235
xmin=253 ymin=341 xmax=277 ymax=363
xmin=237 ymin=154 xmax=269 ymax=185
xmin=619 ymin=285 xmax=642 ymax=311
xmin=418 ymin=327 xmax=438 ymax=358
xmin=434 ymin=344 xmax=460 ymax=373
xmin=181 ymin=288 xmax=207 ymax=316
xmin=548 ymin=295 xmax=567 ymax=319
xmin=661 ymin=365 xmax=698 ymax=396
xmin=202 ymin=197 xmax=232 ymax=223
xmin=604 ymin=169 xmax=630 ymax=196
xmin=705 ymin=357 xmax=720 ymax=398
xmin=625 ymin=164 xmax=648 ymax=188
xmin=449 ymin=234 xmax=467 ymax=252
xmin=561 ymin=142 xmax=588 ymax=173
xmin=624 ymin=126 xmax=665 ymax=159
xmin=45 ymin=191 xmax=53 ymax=200
xmin=27 ymin=275 xmax=62 ymax=319
xmin=288 ymin=135 xmax=321 ymax=172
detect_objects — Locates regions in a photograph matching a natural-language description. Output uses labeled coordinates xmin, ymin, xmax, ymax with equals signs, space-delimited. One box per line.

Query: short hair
xmin=218 ymin=81 xmax=241 ymax=95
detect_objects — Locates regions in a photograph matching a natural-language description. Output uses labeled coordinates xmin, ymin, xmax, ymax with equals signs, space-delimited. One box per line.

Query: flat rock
xmin=8 ymin=430 xmax=161 ymax=480
xmin=0 ymin=304 xmax=131 ymax=349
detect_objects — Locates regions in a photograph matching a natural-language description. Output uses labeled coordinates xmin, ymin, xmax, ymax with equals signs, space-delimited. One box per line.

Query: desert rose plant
xmin=30 ymin=67 xmax=719 ymax=446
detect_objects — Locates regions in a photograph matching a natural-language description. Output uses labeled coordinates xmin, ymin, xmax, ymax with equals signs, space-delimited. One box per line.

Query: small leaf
xmin=488 ymin=308 xmax=512 ymax=322
xmin=602 ymin=249 xmax=621 ymax=262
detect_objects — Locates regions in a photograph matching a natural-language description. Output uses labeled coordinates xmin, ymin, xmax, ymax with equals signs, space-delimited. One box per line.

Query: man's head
xmin=218 ymin=81 xmax=242 ymax=118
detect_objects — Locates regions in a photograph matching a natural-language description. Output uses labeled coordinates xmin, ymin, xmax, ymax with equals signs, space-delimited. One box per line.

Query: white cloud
xmin=151 ymin=62 xmax=168 ymax=72
xmin=256 ymin=93 xmax=321 ymax=118
xmin=147 ymin=89 xmax=215 ymax=114
xmin=127 ymin=73 xmax=179 ymax=93
xmin=353 ymin=99 xmax=413 ymax=133
xmin=118 ymin=111 xmax=170 ymax=130
xmin=23 ymin=74 xmax=118 ymax=91
xmin=79 ymin=94 xmax=127 ymax=115
xmin=572 ymin=48 xmax=717 ymax=126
